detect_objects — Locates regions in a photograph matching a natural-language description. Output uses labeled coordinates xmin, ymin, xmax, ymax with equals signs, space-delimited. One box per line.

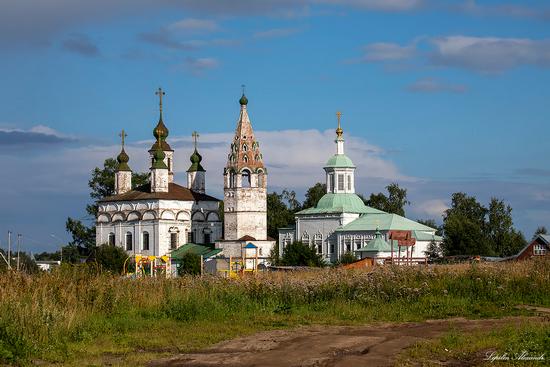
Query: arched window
xmin=329 ymin=174 xmax=335 ymax=193
xmin=168 ymin=157 xmax=171 ymax=171
xmin=338 ymin=174 xmax=345 ymax=191
xmin=344 ymin=236 xmax=352 ymax=253
xmin=108 ymin=233 xmax=115 ymax=246
xmin=170 ymin=232 xmax=178 ymax=249
xmin=241 ymin=169 xmax=251 ymax=188
xmin=142 ymin=232 xmax=150 ymax=251
xmin=355 ymin=236 xmax=362 ymax=250
xmin=347 ymin=175 xmax=352 ymax=191
xmin=243 ymin=155 xmax=248 ymax=163
xmin=242 ymin=144 xmax=248 ymax=152
xmin=314 ymin=234 xmax=323 ymax=254
xmin=126 ymin=232 xmax=133 ymax=251
xmin=258 ymin=172 xmax=264 ymax=187
xmin=301 ymin=233 xmax=310 ymax=245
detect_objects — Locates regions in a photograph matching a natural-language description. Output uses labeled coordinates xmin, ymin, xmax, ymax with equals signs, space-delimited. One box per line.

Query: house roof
xmin=337 ymin=213 xmax=436 ymax=232
xmin=296 ymin=193 xmax=384 ymax=215
xmin=100 ymin=182 xmax=219 ymax=203
xmin=540 ymin=234 xmax=550 ymax=244
xmin=412 ymin=230 xmax=443 ymax=242
xmin=170 ymin=243 xmax=222 ymax=259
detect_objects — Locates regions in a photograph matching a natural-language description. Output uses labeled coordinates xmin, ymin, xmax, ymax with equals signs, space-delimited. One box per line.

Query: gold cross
xmin=241 ymin=84 xmax=246 ymax=94
xmin=336 ymin=111 xmax=342 ymax=128
xmin=192 ymin=131 xmax=199 ymax=150
xmin=155 ymin=87 xmax=165 ymax=113
xmin=119 ymin=129 xmax=127 ymax=148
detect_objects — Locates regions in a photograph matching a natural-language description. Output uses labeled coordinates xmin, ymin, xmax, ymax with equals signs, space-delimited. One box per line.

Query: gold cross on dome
xmin=155 ymin=87 xmax=165 ymax=113
xmin=336 ymin=111 xmax=343 ymax=137
xmin=119 ymin=129 xmax=127 ymax=148
xmin=192 ymin=131 xmax=200 ymax=150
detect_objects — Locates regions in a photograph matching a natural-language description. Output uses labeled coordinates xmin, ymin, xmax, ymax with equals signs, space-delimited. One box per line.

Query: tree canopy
xmin=364 ymin=183 xmax=410 ymax=216
xmin=279 ymin=241 xmax=325 ymax=267
xmin=442 ymin=193 xmax=526 ymax=257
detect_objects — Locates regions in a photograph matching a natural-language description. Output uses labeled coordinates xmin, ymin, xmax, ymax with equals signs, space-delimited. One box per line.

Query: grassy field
xmin=398 ymin=319 xmax=549 ymax=366
xmin=0 ymin=259 xmax=549 ymax=366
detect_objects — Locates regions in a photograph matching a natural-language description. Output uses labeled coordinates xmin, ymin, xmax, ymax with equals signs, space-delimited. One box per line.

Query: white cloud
xmin=253 ymin=28 xmax=302 ymax=39
xmin=167 ymin=18 xmax=219 ymax=34
xmin=407 ymin=77 xmax=467 ymax=93
xmin=359 ymin=36 xmax=550 ymax=73
xmin=430 ymin=36 xmax=550 ymax=73
xmin=412 ymin=199 xmax=449 ymax=219
xmin=183 ymin=57 xmax=220 ymax=76
xmin=361 ymin=42 xmax=417 ymax=61
xmin=317 ymin=0 xmax=423 ymax=11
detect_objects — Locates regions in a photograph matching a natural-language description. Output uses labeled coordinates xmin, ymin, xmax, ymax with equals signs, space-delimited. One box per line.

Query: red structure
xmin=515 ymin=234 xmax=549 ymax=260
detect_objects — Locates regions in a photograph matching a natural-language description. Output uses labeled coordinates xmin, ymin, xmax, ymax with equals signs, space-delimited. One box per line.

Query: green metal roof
xmin=324 ymin=154 xmax=355 ymax=168
xmin=296 ymin=193 xmax=385 ymax=215
xmin=356 ymin=231 xmax=392 ymax=252
xmin=170 ymin=243 xmax=221 ymax=259
xmin=337 ymin=212 xmax=437 ymax=232
xmin=412 ymin=230 xmax=443 ymax=242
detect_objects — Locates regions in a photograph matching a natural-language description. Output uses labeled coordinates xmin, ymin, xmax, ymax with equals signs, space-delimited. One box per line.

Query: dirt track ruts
xmin=148 ymin=316 xmax=543 ymax=367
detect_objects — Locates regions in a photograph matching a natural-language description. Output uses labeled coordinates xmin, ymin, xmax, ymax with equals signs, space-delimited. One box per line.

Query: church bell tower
xmin=223 ymin=92 xmax=268 ymax=241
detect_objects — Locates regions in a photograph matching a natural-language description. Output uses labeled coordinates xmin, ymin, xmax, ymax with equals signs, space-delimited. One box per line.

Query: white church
xmin=96 ymin=88 xmax=440 ymax=267
xmin=95 ymin=89 xmax=274 ymax=262
xmin=278 ymin=114 xmax=442 ymax=264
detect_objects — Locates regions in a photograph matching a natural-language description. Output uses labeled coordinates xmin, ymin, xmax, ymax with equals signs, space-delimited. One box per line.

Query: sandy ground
xmin=147 ymin=316 xmax=543 ymax=367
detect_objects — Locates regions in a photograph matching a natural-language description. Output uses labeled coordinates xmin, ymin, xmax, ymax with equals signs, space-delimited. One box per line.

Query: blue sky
xmin=1 ymin=0 xmax=549 ymax=253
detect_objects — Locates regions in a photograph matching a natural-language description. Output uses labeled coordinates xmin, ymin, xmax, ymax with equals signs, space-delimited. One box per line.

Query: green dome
xmin=188 ymin=149 xmax=205 ymax=172
xmin=191 ymin=149 xmax=202 ymax=164
xmin=152 ymin=147 xmax=167 ymax=169
xmin=116 ymin=148 xmax=131 ymax=171
xmin=316 ymin=193 xmax=367 ymax=212
xmin=325 ymin=154 xmax=355 ymax=168
xmin=239 ymin=93 xmax=248 ymax=106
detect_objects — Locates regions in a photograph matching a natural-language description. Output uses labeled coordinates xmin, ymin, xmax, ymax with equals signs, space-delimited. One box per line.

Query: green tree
xmin=487 ymin=198 xmax=526 ymax=257
xmin=178 ymin=252 xmax=201 ymax=276
xmin=424 ymin=240 xmax=443 ymax=261
xmin=94 ymin=244 xmax=128 ymax=274
xmin=442 ymin=193 xmax=491 ymax=256
xmin=267 ymin=190 xmax=298 ymax=239
xmin=302 ymin=182 xmax=326 ymax=209
xmin=365 ymin=183 xmax=410 ymax=216
xmin=280 ymin=241 xmax=325 ymax=267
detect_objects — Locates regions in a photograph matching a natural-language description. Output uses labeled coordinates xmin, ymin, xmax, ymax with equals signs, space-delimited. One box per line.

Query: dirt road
xmin=148 ymin=316 xmax=540 ymax=367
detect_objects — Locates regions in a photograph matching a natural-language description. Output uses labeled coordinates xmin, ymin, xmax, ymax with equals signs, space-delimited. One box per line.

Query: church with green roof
xmin=278 ymin=114 xmax=442 ymax=264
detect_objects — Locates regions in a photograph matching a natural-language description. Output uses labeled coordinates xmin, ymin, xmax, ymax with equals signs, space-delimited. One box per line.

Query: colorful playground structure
xmin=123 ymin=254 xmax=172 ymax=278
xmin=218 ymin=243 xmax=261 ymax=278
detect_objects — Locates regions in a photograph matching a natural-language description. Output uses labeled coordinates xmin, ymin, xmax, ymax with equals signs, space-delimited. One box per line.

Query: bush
xmin=280 ymin=241 xmax=325 ymax=267
xmin=94 ymin=244 xmax=128 ymax=274
xmin=178 ymin=252 xmax=201 ymax=276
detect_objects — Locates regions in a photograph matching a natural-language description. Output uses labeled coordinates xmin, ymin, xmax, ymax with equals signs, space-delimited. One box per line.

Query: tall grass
xmin=0 ymin=259 xmax=548 ymax=365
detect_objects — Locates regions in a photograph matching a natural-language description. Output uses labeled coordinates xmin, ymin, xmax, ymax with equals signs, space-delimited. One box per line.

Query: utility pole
xmin=17 ymin=234 xmax=21 ymax=272
xmin=7 ymin=231 xmax=12 ymax=270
